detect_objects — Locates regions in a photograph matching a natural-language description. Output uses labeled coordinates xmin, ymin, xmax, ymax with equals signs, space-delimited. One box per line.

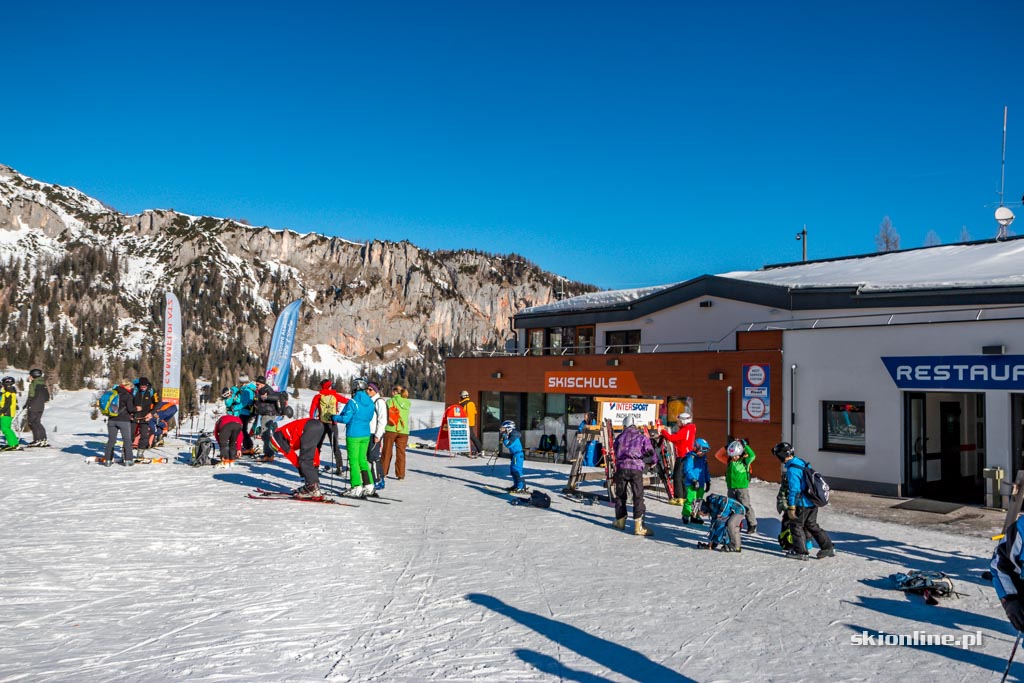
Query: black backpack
xmin=529 ymin=490 xmax=551 ymax=508
xmin=798 ymin=462 xmax=831 ymax=507
xmin=191 ymin=434 xmax=217 ymax=466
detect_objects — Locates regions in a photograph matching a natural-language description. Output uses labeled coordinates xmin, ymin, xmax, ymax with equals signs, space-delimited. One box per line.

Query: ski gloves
xmin=1002 ymin=596 xmax=1024 ymax=632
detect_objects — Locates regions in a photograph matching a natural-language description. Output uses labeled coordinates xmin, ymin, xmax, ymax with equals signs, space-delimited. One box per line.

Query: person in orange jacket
xmin=309 ymin=379 xmax=349 ymax=474
xmin=660 ymin=412 xmax=695 ymax=505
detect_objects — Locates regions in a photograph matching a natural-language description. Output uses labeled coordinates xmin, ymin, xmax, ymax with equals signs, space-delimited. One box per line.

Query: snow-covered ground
xmin=0 ymin=388 xmax=1017 ymax=682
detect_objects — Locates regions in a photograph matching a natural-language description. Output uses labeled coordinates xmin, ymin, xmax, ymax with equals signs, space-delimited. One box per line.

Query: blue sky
xmin=4 ymin=1 xmax=1023 ymax=289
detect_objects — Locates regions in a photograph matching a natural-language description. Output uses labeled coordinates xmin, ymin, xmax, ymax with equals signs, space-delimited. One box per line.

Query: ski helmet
xmin=500 ymin=420 xmax=515 ymax=434
xmin=772 ymin=441 xmax=794 ymax=461
xmin=352 ymin=377 xmax=368 ymax=393
xmin=29 ymin=368 xmax=43 ymax=378
xmin=726 ymin=440 xmax=745 ymax=458
xmin=460 ymin=390 xmax=470 ymax=399
xmin=220 ymin=387 xmax=232 ymax=399
xmin=694 ymin=438 xmax=710 ymax=454
xmin=622 ymin=415 xmax=635 ymax=429
xmin=1 ymin=376 xmax=15 ymax=387
xmin=677 ymin=412 xmax=692 ymax=426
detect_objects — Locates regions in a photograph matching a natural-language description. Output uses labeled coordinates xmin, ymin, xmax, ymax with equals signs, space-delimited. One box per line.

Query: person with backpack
xmin=682 ymin=437 xmax=712 ymax=524
xmin=611 ymin=415 xmax=656 ymax=537
xmin=102 ymin=379 xmax=137 ymax=466
xmin=772 ymin=441 xmax=836 ymax=561
xmin=660 ymin=412 xmax=695 ymax=505
xmin=132 ymin=377 xmax=159 ymax=451
xmin=25 ymin=368 xmax=50 ymax=447
xmin=776 ymin=462 xmax=815 ymax=554
xmin=214 ymin=410 xmax=243 ymax=466
xmin=235 ymin=378 xmax=258 ymax=453
xmin=366 ymin=382 xmax=388 ymax=494
xmin=268 ymin=417 xmax=326 ymax=499
xmin=714 ymin=437 xmax=757 ymax=534
xmin=310 ymin=379 xmax=347 ymax=473
xmin=333 ymin=377 xmax=376 ymax=498
xmin=499 ymin=420 xmax=528 ymax=494
xmin=383 ymin=385 xmax=411 ymax=480
xmin=0 ymin=376 xmax=19 ymax=450
xmin=697 ymin=493 xmax=748 ymax=552
xmin=991 ymin=514 xmax=1024 ymax=632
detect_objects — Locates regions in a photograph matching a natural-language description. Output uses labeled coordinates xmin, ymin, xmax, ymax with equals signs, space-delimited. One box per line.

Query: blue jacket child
xmin=500 ymin=420 xmax=526 ymax=493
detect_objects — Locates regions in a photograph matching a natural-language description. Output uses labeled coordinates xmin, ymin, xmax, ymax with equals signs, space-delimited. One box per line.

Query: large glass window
xmin=606 ymin=329 xmax=641 ymax=354
xmin=527 ymin=329 xmax=544 ymax=356
xmin=576 ymin=326 xmax=595 ymax=355
xmin=549 ymin=327 xmax=575 ymax=355
xmin=822 ymin=401 xmax=866 ymax=454
xmin=481 ymin=391 xmax=501 ymax=452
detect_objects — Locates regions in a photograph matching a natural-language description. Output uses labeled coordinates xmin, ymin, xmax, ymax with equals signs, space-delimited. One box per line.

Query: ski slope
xmin=0 ymin=388 xmax=1016 ymax=682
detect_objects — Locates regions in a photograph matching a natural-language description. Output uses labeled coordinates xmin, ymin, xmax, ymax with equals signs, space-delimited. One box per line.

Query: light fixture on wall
xmin=562 ymin=359 xmax=575 ymax=367
xmin=699 ymin=300 xmax=714 ymax=308
xmin=607 ymin=358 xmax=620 ymax=367
xmin=983 ymin=345 xmax=1005 ymax=355
xmin=708 ymin=371 xmax=725 ymax=381
xmin=491 ymin=372 xmax=503 ymax=379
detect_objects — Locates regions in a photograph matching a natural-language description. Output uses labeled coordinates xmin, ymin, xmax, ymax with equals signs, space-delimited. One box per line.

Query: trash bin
xmin=984 ymin=467 xmax=1005 ymax=509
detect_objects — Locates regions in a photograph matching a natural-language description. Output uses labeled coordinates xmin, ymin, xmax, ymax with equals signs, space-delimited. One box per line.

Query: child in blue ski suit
xmin=500 ymin=420 xmax=527 ymax=493
xmin=699 ymin=493 xmax=747 ymax=552
xmin=682 ymin=438 xmax=711 ymax=523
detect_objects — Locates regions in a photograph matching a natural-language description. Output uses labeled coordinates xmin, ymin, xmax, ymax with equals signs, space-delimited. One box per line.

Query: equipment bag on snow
xmin=318 ymin=393 xmax=339 ymax=422
xmin=891 ymin=570 xmax=959 ymax=604
xmin=99 ymin=388 xmax=119 ymax=417
xmin=191 ymin=434 xmax=217 ymax=466
xmin=799 ymin=462 xmax=831 ymax=507
xmin=529 ymin=490 xmax=551 ymax=508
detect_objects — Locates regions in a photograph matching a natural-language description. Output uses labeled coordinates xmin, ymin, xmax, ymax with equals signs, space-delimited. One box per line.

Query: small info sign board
xmin=446 ymin=417 xmax=471 ymax=454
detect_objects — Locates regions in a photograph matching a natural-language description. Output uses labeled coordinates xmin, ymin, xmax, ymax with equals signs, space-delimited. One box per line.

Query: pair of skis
xmin=86 ymin=456 xmax=168 ymax=464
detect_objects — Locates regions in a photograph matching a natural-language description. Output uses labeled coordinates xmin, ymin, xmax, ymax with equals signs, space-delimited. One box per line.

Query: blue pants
xmin=510 ymin=450 xmax=525 ymax=489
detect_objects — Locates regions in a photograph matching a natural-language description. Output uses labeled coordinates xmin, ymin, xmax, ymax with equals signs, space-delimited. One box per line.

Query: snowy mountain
xmin=0 ymin=164 xmax=596 ymax=400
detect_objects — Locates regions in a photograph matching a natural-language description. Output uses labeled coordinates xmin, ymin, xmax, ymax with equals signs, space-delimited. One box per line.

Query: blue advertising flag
xmin=264 ymin=299 xmax=303 ymax=392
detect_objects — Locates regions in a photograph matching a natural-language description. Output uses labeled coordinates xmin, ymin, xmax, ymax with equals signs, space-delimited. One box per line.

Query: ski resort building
xmin=445 ymin=236 xmax=1024 ymax=504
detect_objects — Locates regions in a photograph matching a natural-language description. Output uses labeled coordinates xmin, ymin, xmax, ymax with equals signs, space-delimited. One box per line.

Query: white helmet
xmin=500 ymin=420 xmax=515 ymax=434
xmin=460 ymin=390 xmax=470 ymax=399
xmin=726 ymin=440 xmax=745 ymax=458
xmin=622 ymin=415 xmax=635 ymax=429
xmin=677 ymin=412 xmax=692 ymax=426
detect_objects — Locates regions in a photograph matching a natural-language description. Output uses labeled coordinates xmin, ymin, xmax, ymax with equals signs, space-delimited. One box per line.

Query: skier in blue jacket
xmin=334 ymin=377 xmax=376 ymax=497
xmin=699 ymin=493 xmax=747 ymax=552
xmin=682 ymin=438 xmax=711 ymax=524
xmin=774 ymin=442 xmax=835 ymax=561
xmin=992 ymin=516 xmax=1024 ymax=632
xmin=499 ymin=420 xmax=527 ymax=493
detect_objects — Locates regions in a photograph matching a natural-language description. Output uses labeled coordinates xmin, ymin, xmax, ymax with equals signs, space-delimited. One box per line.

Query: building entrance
xmin=904 ymin=392 xmax=985 ymax=504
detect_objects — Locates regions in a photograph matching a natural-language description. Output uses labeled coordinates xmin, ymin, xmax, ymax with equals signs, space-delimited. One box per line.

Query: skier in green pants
xmin=682 ymin=438 xmax=711 ymax=523
xmin=333 ymin=377 xmax=375 ymax=498
xmin=1 ymin=376 xmax=20 ymax=450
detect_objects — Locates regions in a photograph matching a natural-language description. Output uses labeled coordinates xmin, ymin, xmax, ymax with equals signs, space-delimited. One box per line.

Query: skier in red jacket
xmin=269 ymin=418 xmax=327 ymax=499
xmin=661 ymin=412 xmax=695 ymax=505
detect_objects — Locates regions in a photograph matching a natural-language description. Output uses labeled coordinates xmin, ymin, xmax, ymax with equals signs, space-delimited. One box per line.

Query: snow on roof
xmin=720 ymin=238 xmax=1024 ymax=292
xmin=521 ymin=238 xmax=1024 ymax=317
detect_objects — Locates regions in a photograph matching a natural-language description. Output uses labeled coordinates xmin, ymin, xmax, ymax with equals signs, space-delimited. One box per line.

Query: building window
xmin=576 ymin=326 xmax=595 ymax=355
xmin=822 ymin=401 xmax=865 ymax=454
xmin=606 ymin=329 xmax=641 ymax=354
xmin=527 ymin=328 xmax=544 ymax=356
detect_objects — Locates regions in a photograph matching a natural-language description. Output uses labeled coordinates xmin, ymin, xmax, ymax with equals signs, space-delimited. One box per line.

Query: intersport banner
xmin=265 ymin=299 xmax=303 ymax=392
xmin=162 ymin=292 xmax=182 ymax=406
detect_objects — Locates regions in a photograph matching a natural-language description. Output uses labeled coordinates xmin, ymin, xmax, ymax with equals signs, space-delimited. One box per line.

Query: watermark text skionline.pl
xmin=851 ymin=630 xmax=982 ymax=649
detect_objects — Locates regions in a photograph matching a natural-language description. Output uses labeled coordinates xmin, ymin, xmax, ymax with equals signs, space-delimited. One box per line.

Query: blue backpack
xmin=99 ymin=388 xmax=119 ymax=417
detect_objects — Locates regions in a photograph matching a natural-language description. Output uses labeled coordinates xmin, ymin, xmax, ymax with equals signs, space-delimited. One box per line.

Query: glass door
xmin=904 ymin=392 xmax=926 ymax=497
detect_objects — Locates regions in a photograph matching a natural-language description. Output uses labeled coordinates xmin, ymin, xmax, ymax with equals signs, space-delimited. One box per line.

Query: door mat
xmin=891 ymin=498 xmax=964 ymax=514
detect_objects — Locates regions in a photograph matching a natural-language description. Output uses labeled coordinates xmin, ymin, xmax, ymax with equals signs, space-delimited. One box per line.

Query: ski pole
xmin=1003 ymin=631 xmax=1022 ymax=683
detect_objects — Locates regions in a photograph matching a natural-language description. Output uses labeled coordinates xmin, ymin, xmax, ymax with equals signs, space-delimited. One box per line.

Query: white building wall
xmin=781 ymin=318 xmax=1020 ymax=492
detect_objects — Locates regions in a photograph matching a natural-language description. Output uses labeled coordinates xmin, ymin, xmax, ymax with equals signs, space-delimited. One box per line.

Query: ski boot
xmin=634 ymin=516 xmax=654 ymax=537
xmin=816 ymin=547 xmax=836 ymax=559
xmin=612 ymin=517 xmax=626 ymax=530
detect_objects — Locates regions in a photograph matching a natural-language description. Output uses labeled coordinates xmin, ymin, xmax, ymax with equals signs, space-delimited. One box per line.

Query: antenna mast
xmin=1001 ymin=105 xmax=1008 ymax=208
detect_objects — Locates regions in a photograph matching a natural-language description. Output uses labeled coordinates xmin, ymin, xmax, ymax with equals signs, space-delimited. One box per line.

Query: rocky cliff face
xmin=0 ymin=164 xmax=595 ymax=399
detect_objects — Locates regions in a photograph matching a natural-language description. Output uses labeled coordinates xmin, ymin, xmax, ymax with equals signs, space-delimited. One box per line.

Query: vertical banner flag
xmin=741 ymin=363 xmax=770 ymax=423
xmin=162 ymin=292 xmax=182 ymax=406
xmin=265 ymin=299 xmax=303 ymax=392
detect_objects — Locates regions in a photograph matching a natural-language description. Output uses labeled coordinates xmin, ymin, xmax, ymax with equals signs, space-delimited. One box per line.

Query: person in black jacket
xmin=132 ymin=377 xmax=159 ymax=450
xmin=103 ymin=379 xmax=137 ymax=466
xmin=25 ymin=368 xmax=50 ymax=446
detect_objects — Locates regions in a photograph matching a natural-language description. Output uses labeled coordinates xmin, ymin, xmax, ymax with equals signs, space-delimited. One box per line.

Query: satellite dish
xmin=996 ymin=205 xmax=1016 ymax=227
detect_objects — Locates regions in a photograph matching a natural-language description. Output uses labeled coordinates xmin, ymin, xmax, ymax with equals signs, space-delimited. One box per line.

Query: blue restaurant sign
xmin=881 ymin=355 xmax=1024 ymax=390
